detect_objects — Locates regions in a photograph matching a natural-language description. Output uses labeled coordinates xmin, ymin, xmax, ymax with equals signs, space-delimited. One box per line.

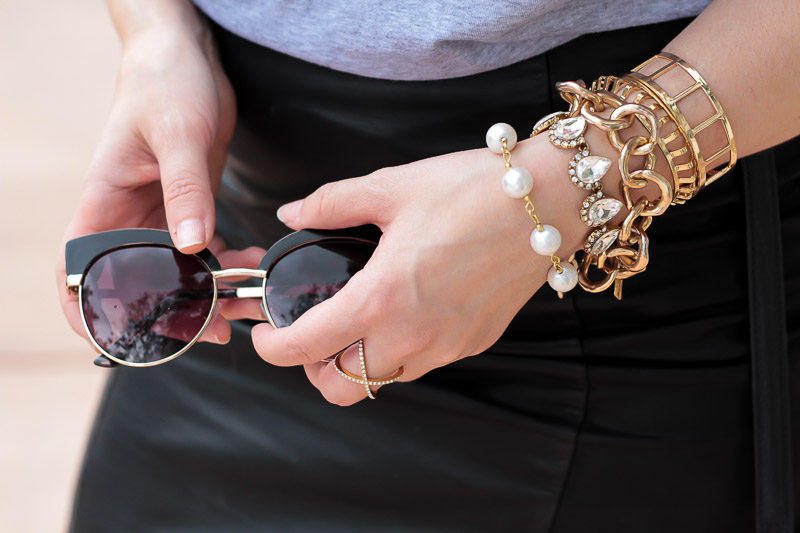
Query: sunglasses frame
xmin=65 ymin=226 xmax=381 ymax=368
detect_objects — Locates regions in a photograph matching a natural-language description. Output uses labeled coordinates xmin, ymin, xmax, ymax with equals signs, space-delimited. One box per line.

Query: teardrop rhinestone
xmin=587 ymin=198 xmax=623 ymax=226
xmin=575 ymin=155 xmax=612 ymax=184
xmin=553 ymin=117 xmax=586 ymax=140
xmin=590 ymin=229 xmax=620 ymax=254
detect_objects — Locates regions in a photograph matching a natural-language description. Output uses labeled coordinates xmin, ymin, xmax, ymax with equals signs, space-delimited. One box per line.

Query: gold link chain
xmin=553 ymin=79 xmax=672 ymax=299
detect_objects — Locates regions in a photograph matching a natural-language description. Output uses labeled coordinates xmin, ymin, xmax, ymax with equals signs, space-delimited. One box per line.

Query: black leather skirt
xmin=70 ymin=16 xmax=800 ymax=533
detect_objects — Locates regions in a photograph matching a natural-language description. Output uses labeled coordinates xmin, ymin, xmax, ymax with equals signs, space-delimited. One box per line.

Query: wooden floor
xmin=0 ymin=2 xmax=120 ymax=531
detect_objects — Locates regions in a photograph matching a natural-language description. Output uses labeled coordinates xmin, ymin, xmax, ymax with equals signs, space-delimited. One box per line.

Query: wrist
xmin=512 ymin=133 xmax=618 ymax=259
xmin=516 ymin=107 xmax=674 ymax=258
xmin=110 ymin=0 xmax=213 ymax=59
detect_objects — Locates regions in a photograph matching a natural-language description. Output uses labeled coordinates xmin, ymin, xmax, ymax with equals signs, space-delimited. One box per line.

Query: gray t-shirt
xmin=194 ymin=0 xmax=710 ymax=81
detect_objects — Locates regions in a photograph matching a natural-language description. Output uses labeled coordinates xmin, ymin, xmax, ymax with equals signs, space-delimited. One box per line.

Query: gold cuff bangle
xmin=596 ymin=51 xmax=737 ymax=203
xmin=545 ymin=52 xmax=736 ymax=299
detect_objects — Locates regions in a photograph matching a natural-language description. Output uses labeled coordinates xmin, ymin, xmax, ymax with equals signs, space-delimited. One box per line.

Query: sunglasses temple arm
xmin=219 ymin=287 xmax=264 ymax=299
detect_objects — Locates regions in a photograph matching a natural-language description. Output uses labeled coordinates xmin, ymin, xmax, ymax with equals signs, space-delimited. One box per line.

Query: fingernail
xmin=176 ymin=218 xmax=205 ymax=250
xmin=277 ymin=200 xmax=303 ymax=224
xmin=209 ymin=333 xmax=230 ymax=345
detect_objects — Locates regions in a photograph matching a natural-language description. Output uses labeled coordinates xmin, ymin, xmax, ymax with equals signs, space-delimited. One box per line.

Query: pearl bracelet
xmin=485 ymin=122 xmax=579 ymax=294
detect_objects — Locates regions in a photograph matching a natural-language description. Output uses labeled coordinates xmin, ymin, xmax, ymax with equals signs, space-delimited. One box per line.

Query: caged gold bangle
xmin=543 ymin=52 xmax=736 ymax=299
xmin=595 ymin=51 xmax=737 ymax=203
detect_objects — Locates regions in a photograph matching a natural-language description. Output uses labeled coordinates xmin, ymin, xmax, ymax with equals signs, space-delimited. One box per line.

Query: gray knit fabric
xmin=194 ymin=0 xmax=710 ymax=81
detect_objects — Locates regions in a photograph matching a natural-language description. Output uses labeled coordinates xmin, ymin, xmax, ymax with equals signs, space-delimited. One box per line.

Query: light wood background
xmin=0 ymin=2 xmax=120 ymax=531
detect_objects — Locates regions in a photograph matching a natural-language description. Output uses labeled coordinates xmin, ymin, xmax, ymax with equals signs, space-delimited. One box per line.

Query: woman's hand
xmin=251 ymin=133 xmax=612 ymax=405
xmin=56 ymin=5 xmax=236 ymax=344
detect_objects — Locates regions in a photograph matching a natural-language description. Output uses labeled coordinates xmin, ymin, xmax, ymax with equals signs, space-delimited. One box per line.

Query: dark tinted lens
xmin=81 ymin=245 xmax=214 ymax=364
xmin=265 ymin=240 xmax=375 ymax=327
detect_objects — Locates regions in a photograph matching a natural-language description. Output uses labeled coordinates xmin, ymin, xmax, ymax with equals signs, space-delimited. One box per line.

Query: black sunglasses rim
xmin=65 ymin=225 xmax=381 ymax=278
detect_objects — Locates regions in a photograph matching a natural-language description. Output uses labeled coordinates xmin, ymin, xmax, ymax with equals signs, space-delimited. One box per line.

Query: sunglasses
xmin=65 ymin=226 xmax=380 ymax=368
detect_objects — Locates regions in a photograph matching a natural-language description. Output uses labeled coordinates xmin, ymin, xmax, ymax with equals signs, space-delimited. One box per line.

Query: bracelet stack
xmin=595 ymin=51 xmax=737 ymax=203
xmin=483 ymin=53 xmax=734 ymax=299
xmin=485 ymin=122 xmax=579 ymax=293
xmin=521 ymin=51 xmax=736 ymax=299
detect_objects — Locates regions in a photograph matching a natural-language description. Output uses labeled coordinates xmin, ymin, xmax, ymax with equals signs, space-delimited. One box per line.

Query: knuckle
xmin=162 ymin=175 xmax=207 ymax=206
xmin=365 ymin=276 xmax=403 ymax=317
xmin=364 ymin=185 xmax=395 ymax=221
xmin=365 ymin=168 xmax=391 ymax=184
xmin=353 ymin=286 xmax=388 ymax=327
xmin=400 ymin=321 xmax=438 ymax=356
xmin=362 ymin=172 xmax=397 ymax=211
xmin=306 ymin=182 xmax=340 ymax=219
xmin=307 ymin=174 xmax=396 ymax=222
xmin=367 ymin=164 xmax=402 ymax=182
xmin=151 ymin=110 xmax=214 ymax=149
xmin=401 ymin=334 xmax=430 ymax=359
xmin=251 ymin=325 xmax=285 ymax=363
xmin=432 ymin=347 xmax=460 ymax=368
xmin=283 ymin=332 xmax=317 ymax=366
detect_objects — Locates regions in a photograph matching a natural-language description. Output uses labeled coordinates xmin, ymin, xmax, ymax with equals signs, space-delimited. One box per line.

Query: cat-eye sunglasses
xmin=65 ymin=226 xmax=379 ymax=368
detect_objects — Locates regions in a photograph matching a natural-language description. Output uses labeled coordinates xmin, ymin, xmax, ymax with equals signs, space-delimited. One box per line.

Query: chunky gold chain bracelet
xmin=530 ymin=52 xmax=736 ymax=299
xmin=596 ymin=51 xmax=737 ymax=203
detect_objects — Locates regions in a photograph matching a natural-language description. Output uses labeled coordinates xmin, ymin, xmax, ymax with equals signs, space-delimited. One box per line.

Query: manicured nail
xmin=277 ymin=200 xmax=303 ymax=224
xmin=208 ymin=332 xmax=229 ymax=345
xmin=176 ymin=218 xmax=205 ymax=250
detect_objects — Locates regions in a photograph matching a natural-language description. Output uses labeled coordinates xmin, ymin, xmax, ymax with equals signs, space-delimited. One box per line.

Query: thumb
xmin=277 ymin=175 xmax=391 ymax=230
xmin=154 ymin=137 xmax=216 ymax=254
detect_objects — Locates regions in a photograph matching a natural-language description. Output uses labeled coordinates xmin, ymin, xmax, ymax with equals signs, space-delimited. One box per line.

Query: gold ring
xmin=332 ymin=340 xmax=404 ymax=399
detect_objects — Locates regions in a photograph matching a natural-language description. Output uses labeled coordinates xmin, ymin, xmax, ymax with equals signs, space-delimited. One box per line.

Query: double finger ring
xmin=333 ymin=339 xmax=404 ymax=399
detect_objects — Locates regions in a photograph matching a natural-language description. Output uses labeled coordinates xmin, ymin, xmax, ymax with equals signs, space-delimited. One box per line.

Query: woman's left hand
xmin=250 ymin=133 xmax=602 ymax=405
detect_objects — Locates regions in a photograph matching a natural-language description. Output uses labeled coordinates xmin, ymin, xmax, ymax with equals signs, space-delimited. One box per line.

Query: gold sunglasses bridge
xmin=211 ymin=268 xmax=268 ymax=279
xmin=212 ymin=269 xmax=268 ymax=299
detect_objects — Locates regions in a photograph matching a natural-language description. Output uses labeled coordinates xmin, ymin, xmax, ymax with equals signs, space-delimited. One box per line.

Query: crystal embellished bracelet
xmin=531 ymin=111 xmax=625 ymax=234
xmin=485 ymin=122 xmax=579 ymax=293
xmin=528 ymin=52 xmax=736 ymax=299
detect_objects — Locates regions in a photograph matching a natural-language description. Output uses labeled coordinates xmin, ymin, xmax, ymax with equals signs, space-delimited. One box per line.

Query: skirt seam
xmin=547 ymin=293 xmax=590 ymax=533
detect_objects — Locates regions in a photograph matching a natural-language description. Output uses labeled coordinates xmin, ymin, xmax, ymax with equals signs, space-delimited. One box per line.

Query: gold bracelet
xmin=541 ymin=52 xmax=735 ymax=299
xmin=596 ymin=51 xmax=737 ymax=203
xmin=553 ymin=80 xmax=670 ymax=299
xmin=531 ymin=112 xmax=624 ymax=237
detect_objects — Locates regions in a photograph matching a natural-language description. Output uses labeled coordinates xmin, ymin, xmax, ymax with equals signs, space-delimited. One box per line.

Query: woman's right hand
xmin=56 ymin=7 xmax=236 ymax=343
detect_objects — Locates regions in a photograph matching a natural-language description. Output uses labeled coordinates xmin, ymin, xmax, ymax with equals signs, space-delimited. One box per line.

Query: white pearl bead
xmin=486 ymin=123 xmax=517 ymax=154
xmin=530 ymin=224 xmax=561 ymax=256
xmin=547 ymin=262 xmax=578 ymax=292
xmin=501 ymin=167 xmax=534 ymax=198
